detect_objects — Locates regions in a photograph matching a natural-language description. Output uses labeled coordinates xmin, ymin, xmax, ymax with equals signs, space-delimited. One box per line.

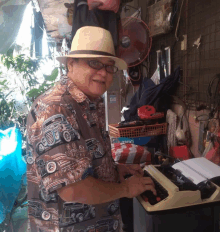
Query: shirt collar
xmin=66 ymin=77 xmax=103 ymax=104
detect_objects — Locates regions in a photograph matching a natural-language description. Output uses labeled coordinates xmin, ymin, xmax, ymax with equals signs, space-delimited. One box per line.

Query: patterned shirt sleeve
xmin=27 ymin=102 xmax=93 ymax=195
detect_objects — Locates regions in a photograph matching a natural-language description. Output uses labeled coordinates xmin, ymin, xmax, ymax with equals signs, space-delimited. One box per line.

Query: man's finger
xmin=134 ymin=172 xmax=143 ymax=177
xmin=132 ymin=169 xmax=143 ymax=176
xmin=143 ymin=177 xmax=155 ymax=187
xmin=119 ymin=173 xmax=126 ymax=183
xmin=131 ymin=164 xmax=141 ymax=170
xmin=129 ymin=165 xmax=143 ymax=173
xmin=144 ymin=185 xmax=157 ymax=196
xmin=137 ymin=168 xmax=144 ymax=176
xmin=140 ymin=162 xmax=146 ymax=168
xmin=135 ymin=165 xmax=144 ymax=171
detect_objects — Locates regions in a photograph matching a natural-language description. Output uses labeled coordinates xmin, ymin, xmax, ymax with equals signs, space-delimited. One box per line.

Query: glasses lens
xmin=106 ymin=65 xmax=118 ymax=74
xmin=88 ymin=60 xmax=103 ymax=70
xmin=88 ymin=60 xmax=118 ymax=73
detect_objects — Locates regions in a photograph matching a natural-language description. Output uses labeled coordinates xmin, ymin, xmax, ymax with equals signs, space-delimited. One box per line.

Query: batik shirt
xmin=26 ymin=76 xmax=123 ymax=232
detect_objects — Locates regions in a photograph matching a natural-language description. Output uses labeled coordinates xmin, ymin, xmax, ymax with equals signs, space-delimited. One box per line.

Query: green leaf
xmin=39 ymin=85 xmax=45 ymax=92
xmin=0 ymin=80 xmax=7 ymax=86
xmin=5 ymin=90 xmax=14 ymax=98
xmin=6 ymin=47 xmax=14 ymax=57
xmin=44 ymin=68 xmax=58 ymax=81
xmin=5 ymin=60 xmax=10 ymax=70
xmin=27 ymin=88 xmax=40 ymax=98
xmin=43 ymin=74 xmax=50 ymax=80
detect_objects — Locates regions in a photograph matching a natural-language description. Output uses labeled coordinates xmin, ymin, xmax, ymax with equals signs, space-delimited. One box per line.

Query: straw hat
xmin=56 ymin=26 xmax=127 ymax=70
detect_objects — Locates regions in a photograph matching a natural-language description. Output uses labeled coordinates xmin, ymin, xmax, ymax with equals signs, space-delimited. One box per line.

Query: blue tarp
xmin=0 ymin=127 xmax=26 ymax=223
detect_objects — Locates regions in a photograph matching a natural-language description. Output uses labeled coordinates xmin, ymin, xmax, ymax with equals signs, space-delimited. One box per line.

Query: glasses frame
xmin=86 ymin=60 xmax=118 ymax=74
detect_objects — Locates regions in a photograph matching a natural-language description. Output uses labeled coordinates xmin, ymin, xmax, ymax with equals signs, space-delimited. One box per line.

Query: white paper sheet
xmin=172 ymin=157 xmax=220 ymax=185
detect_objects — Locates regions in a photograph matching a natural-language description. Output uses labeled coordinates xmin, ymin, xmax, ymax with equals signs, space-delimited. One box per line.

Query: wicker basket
xmin=108 ymin=123 xmax=167 ymax=138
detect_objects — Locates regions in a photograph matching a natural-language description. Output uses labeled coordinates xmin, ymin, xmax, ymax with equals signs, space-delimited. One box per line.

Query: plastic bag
xmin=0 ymin=127 xmax=26 ymax=223
xmin=111 ymin=143 xmax=151 ymax=164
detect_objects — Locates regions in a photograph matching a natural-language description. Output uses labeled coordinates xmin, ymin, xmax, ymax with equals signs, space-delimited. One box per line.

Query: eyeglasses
xmin=87 ymin=60 xmax=118 ymax=74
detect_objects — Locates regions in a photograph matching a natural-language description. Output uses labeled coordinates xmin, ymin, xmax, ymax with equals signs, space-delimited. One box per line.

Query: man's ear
xmin=67 ymin=58 xmax=74 ymax=72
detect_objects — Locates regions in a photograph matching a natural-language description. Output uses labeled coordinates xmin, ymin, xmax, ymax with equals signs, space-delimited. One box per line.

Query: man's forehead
xmin=88 ymin=57 xmax=115 ymax=64
xmin=107 ymin=59 xmax=115 ymax=64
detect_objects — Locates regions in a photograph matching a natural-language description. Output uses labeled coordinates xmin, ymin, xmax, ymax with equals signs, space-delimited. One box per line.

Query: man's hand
xmin=123 ymin=173 xmax=157 ymax=198
xmin=117 ymin=163 xmax=144 ymax=183
xmin=117 ymin=163 xmax=157 ymax=198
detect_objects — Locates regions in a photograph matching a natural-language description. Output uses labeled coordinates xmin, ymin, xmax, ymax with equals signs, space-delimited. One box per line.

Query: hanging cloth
xmin=0 ymin=1 xmax=29 ymax=54
xmin=71 ymin=0 xmax=119 ymax=49
xmin=33 ymin=10 xmax=44 ymax=58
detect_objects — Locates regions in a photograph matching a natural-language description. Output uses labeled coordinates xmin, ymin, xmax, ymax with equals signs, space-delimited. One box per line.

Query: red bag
xmin=204 ymin=128 xmax=220 ymax=165
xmin=111 ymin=143 xmax=151 ymax=164
xmin=87 ymin=0 xmax=120 ymax=13
xmin=169 ymin=145 xmax=191 ymax=160
xmin=205 ymin=141 xmax=220 ymax=165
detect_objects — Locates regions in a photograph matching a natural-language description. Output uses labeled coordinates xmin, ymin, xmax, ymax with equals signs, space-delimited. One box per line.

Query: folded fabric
xmin=111 ymin=143 xmax=151 ymax=164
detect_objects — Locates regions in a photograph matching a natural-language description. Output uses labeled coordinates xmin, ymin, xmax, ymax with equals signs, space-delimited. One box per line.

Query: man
xmin=26 ymin=26 xmax=156 ymax=232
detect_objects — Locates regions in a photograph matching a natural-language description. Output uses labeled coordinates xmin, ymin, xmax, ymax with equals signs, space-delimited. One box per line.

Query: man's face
xmin=67 ymin=58 xmax=114 ymax=99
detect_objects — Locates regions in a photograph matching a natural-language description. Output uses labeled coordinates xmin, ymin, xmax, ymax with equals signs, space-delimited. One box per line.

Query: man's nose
xmin=97 ymin=67 xmax=107 ymax=76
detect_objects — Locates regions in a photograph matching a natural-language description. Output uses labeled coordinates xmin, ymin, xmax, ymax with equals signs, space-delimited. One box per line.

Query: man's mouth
xmin=93 ymin=80 xmax=105 ymax=84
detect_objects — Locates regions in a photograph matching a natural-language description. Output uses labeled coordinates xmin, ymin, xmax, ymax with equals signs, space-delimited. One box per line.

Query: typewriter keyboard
xmin=141 ymin=170 xmax=169 ymax=205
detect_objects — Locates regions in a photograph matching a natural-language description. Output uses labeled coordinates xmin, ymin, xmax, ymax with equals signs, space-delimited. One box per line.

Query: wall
xmin=107 ymin=0 xmax=220 ymax=156
xmin=148 ymin=0 xmax=220 ymax=103
xmin=142 ymin=0 xmax=220 ymax=156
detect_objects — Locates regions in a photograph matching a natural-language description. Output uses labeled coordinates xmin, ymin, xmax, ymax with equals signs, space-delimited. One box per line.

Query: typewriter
xmin=138 ymin=157 xmax=220 ymax=212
